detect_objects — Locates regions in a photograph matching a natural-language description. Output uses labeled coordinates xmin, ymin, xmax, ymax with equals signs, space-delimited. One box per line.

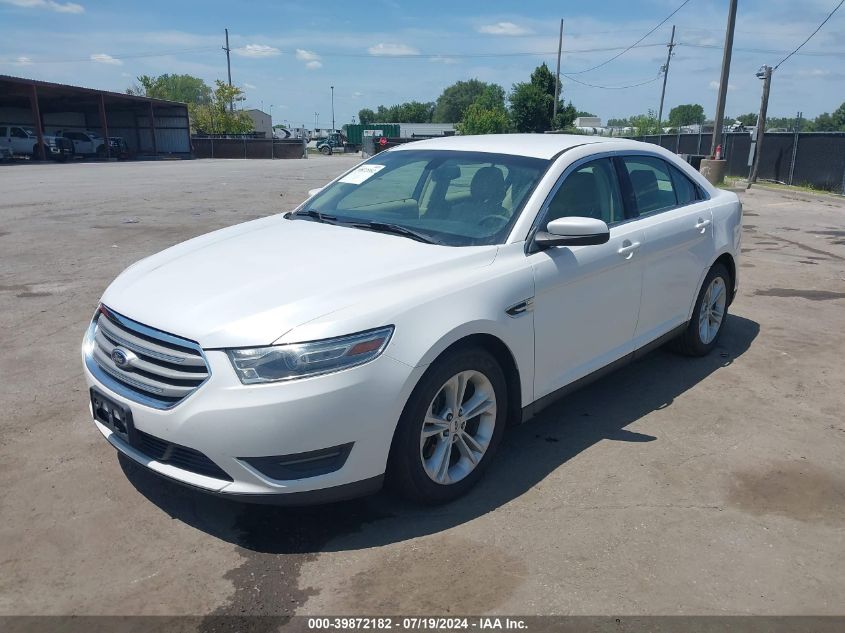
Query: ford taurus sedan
xmin=82 ymin=134 xmax=741 ymax=504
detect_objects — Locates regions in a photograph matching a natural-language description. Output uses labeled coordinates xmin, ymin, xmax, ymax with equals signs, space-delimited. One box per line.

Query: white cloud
xmin=352 ymin=91 xmax=363 ymax=98
xmin=368 ymin=42 xmax=419 ymax=56
xmin=234 ymin=44 xmax=280 ymax=58
xmin=430 ymin=55 xmax=458 ymax=64
xmin=296 ymin=49 xmax=322 ymax=69
xmin=709 ymin=80 xmax=735 ymax=91
xmin=243 ymin=82 xmax=256 ymax=89
xmin=2 ymin=0 xmax=84 ymax=13
xmin=14 ymin=55 xmax=33 ymax=66
xmin=295 ymin=49 xmax=320 ymax=62
xmin=90 ymin=53 xmax=122 ymax=65
xmin=477 ymin=21 xmax=532 ymax=36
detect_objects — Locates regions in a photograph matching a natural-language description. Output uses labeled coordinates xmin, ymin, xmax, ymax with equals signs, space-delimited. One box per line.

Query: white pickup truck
xmin=0 ymin=125 xmax=74 ymax=161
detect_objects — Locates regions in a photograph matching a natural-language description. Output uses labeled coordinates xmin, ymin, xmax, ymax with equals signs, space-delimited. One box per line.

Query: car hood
xmin=101 ymin=215 xmax=497 ymax=348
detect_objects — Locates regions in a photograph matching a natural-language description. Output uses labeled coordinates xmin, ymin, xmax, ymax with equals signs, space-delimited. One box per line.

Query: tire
xmin=670 ymin=262 xmax=730 ymax=356
xmin=320 ymin=145 xmax=332 ymax=155
xmin=387 ymin=347 xmax=508 ymax=504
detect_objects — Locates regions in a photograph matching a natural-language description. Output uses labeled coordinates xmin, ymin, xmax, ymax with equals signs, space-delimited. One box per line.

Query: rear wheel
xmin=320 ymin=145 xmax=332 ymax=155
xmin=670 ymin=262 xmax=730 ymax=356
xmin=388 ymin=347 xmax=507 ymax=504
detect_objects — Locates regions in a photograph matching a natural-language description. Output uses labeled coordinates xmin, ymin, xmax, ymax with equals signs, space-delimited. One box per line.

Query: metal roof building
xmin=0 ymin=75 xmax=191 ymax=159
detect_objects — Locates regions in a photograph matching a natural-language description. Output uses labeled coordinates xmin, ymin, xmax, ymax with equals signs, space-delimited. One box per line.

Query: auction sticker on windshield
xmin=339 ymin=164 xmax=385 ymax=185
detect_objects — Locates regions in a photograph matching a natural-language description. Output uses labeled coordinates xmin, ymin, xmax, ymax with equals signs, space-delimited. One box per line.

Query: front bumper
xmin=83 ymin=342 xmax=423 ymax=502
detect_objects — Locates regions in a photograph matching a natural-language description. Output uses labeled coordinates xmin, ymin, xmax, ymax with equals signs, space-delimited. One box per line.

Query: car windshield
xmin=300 ymin=149 xmax=549 ymax=246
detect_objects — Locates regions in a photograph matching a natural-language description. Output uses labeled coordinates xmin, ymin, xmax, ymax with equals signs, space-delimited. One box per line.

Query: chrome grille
xmin=85 ymin=306 xmax=210 ymax=409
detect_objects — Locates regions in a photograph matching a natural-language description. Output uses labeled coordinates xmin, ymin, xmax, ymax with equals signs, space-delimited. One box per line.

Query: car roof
xmin=388 ymin=133 xmax=634 ymax=160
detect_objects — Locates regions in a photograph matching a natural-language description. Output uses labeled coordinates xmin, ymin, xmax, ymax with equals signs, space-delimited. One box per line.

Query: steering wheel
xmin=479 ymin=214 xmax=510 ymax=231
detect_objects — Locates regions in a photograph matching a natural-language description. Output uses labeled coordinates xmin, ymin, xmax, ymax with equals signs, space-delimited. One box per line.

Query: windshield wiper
xmin=349 ymin=221 xmax=439 ymax=245
xmin=288 ymin=209 xmax=338 ymax=224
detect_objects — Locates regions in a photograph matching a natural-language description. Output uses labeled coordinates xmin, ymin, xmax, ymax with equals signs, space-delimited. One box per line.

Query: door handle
xmin=617 ymin=240 xmax=641 ymax=259
xmin=695 ymin=218 xmax=712 ymax=233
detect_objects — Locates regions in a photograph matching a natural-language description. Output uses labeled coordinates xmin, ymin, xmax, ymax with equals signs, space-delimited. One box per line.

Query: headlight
xmin=226 ymin=326 xmax=394 ymax=384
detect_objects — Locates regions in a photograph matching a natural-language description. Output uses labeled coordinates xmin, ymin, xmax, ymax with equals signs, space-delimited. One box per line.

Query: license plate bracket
xmin=90 ymin=388 xmax=135 ymax=444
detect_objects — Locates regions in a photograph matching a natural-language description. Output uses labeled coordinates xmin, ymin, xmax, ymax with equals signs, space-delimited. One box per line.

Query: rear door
xmin=618 ymin=155 xmax=713 ymax=343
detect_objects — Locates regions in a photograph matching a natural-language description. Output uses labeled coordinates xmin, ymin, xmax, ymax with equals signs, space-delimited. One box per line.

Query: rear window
xmin=622 ymin=156 xmax=678 ymax=216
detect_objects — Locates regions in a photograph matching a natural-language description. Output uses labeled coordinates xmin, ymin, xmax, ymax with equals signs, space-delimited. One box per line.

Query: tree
xmin=189 ymin=80 xmax=253 ymax=134
xmin=833 ymin=102 xmax=845 ymax=129
xmin=509 ymin=63 xmax=575 ymax=132
xmin=810 ymin=112 xmax=837 ymax=131
xmin=667 ymin=103 xmax=705 ymax=128
xmin=433 ymin=79 xmax=502 ymax=123
xmin=509 ymin=82 xmax=552 ymax=133
xmin=607 ymin=117 xmax=631 ymax=127
xmin=473 ymin=84 xmax=506 ymax=112
xmin=630 ymin=110 xmax=661 ymax=135
xmin=576 ymin=111 xmax=597 ymax=118
xmin=356 ymin=101 xmax=434 ymax=123
xmin=733 ymin=113 xmax=758 ymax=127
xmin=391 ymin=101 xmax=435 ymax=123
xmin=127 ymin=74 xmax=212 ymax=105
xmin=554 ymin=101 xmax=578 ymax=130
xmin=456 ymin=102 xmax=509 ymax=135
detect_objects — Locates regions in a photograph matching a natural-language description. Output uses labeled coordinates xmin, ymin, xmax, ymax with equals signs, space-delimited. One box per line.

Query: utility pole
xmin=710 ymin=0 xmax=738 ymax=158
xmin=223 ymin=28 xmax=233 ymax=112
xmin=748 ymin=65 xmax=773 ymax=188
xmin=553 ymin=19 xmax=564 ymax=121
xmin=331 ymin=85 xmax=335 ymax=132
xmin=657 ymin=25 xmax=676 ymax=132
xmin=314 ymin=112 xmax=319 ymax=133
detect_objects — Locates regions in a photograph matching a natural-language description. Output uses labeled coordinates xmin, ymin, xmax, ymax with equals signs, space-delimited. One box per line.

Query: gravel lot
xmin=1 ymin=157 xmax=844 ymax=620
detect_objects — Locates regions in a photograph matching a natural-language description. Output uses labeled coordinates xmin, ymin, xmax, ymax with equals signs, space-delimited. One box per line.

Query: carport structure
xmin=0 ymin=75 xmax=191 ymax=160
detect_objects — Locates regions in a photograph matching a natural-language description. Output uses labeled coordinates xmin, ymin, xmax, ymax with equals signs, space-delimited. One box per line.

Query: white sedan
xmin=82 ymin=134 xmax=741 ymax=504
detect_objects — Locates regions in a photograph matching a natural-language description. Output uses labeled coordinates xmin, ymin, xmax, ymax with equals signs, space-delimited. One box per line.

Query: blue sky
xmin=2 ymin=0 xmax=843 ymax=126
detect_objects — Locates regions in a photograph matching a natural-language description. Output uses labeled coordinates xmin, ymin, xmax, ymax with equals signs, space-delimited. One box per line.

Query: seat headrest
xmin=470 ymin=166 xmax=506 ymax=204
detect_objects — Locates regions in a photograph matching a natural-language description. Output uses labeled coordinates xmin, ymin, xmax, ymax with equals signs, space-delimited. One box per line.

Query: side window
xmin=668 ymin=163 xmax=699 ymax=206
xmin=11 ymin=127 xmax=28 ymax=138
xmin=622 ymin=156 xmax=678 ymax=216
xmin=543 ymin=158 xmax=623 ymax=228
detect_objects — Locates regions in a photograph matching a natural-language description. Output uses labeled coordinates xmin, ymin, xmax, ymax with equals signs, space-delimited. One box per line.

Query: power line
xmin=566 ymin=0 xmax=694 ymax=74
xmin=561 ymin=71 xmax=663 ymax=90
xmin=679 ymin=42 xmax=845 ymax=57
xmin=773 ymin=0 xmax=844 ymax=69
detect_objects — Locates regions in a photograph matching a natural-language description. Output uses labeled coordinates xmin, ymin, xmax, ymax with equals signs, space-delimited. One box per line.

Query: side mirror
xmin=307 ymin=187 xmax=323 ymax=198
xmin=533 ymin=216 xmax=610 ymax=250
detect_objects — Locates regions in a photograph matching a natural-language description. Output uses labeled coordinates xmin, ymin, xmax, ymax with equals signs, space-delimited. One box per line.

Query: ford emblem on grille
xmin=111 ymin=347 xmax=133 ymax=368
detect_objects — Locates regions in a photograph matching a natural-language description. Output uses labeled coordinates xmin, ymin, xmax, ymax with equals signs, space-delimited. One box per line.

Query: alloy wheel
xmin=419 ymin=370 xmax=497 ymax=485
xmin=698 ymin=276 xmax=727 ymax=345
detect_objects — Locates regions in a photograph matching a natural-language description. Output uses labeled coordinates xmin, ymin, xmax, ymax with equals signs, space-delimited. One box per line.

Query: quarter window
xmin=543 ymin=158 xmax=624 ymax=228
xmin=622 ymin=156 xmax=677 ymax=216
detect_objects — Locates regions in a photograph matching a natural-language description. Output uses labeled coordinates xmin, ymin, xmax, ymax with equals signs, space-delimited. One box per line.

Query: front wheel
xmin=670 ymin=262 xmax=730 ymax=356
xmin=387 ymin=347 xmax=507 ymax=504
xmin=319 ymin=145 xmax=332 ymax=155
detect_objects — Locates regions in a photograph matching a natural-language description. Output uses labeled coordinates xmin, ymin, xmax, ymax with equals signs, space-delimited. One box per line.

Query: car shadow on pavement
xmin=121 ymin=314 xmax=759 ymax=555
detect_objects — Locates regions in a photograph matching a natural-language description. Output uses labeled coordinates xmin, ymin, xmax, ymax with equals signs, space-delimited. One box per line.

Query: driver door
xmin=529 ymin=157 xmax=645 ymax=399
